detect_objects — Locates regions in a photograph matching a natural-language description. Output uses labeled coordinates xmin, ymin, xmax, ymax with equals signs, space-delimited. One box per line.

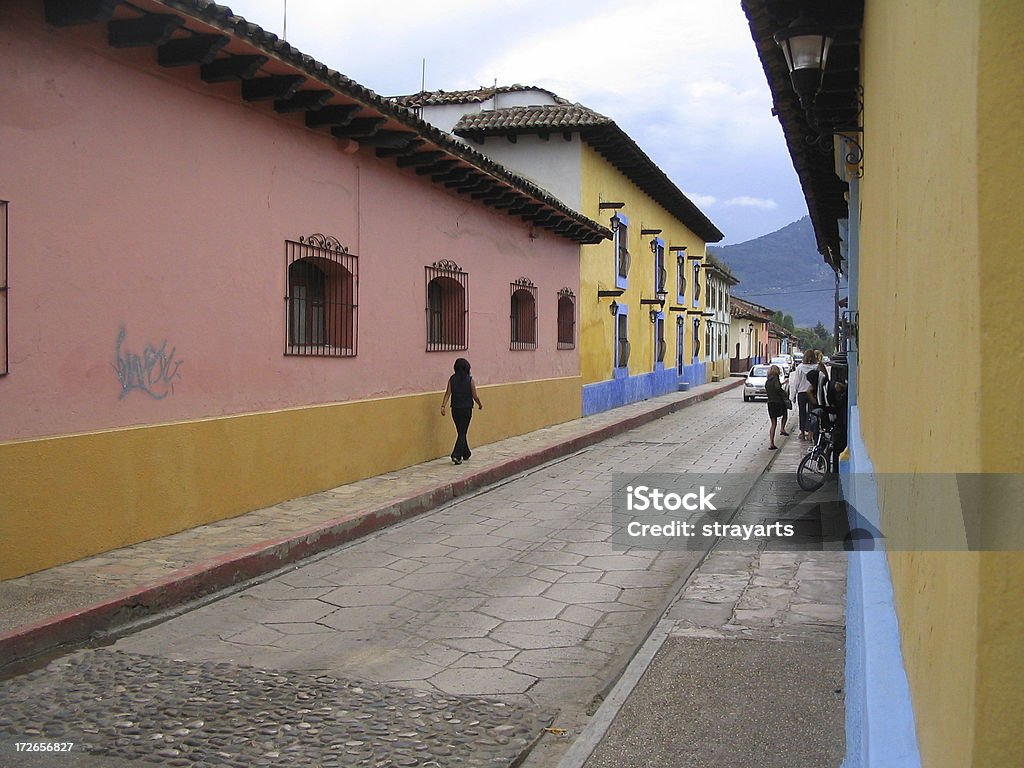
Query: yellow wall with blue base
xmin=578 ymin=144 xmax=707 ymax=408
xmin=853 ymin=0 xmax=1024 ymax=764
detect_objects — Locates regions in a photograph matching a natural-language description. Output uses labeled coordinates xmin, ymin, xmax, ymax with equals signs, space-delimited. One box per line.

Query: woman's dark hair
xmin=453 ymin=358 xmax=471 ymax=377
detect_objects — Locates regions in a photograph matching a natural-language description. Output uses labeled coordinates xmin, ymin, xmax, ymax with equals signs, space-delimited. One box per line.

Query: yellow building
xmin=400 ymin=87 xmax=725 ymax=414
xmin=745 ymin=1 xmax=1024 ymax=766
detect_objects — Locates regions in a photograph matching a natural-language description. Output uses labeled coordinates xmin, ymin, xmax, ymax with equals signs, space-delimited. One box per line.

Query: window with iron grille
xmin=557 ymin=288 xmax=575 ymax=350
xmin=676 ymin=316 xmax=686 ymax=374
xmin=426 ymin=260 xmax=468 ymax=351
xmin=654 ymin=314 xmax=666 ymax=367
xmin=616 ymin=309 xmax=630 ymax=369
xmin=676 ymin=253 xmax=686 ymax=304
xmin=285 ymin=235 xmax=357 ymax=357
xmin=693 ymin=316 xmax=701 ymax=358
xmin=0 ymin=200 xmax=7 ymax=376
xmin=693 ymin=261 xmax=702 ymax=304
xmin=510 ymin=277 xmax=538 ymax=350
xmin=613 ymin=213 xmax=629 ymax=290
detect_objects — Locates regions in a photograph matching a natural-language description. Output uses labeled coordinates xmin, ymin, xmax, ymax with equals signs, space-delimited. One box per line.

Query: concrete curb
xmin=0 ymin=379 xmax=742 ymax=669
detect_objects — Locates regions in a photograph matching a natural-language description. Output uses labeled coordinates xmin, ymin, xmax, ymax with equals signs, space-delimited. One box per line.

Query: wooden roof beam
xmin=396 ymin=151 xmax=445 ymax=168
xmin=363 ymin=132 xmax=418 ymax=150
xmin=157 ymin=34 xmax=229 ymax=67
xmin=454 ymin=177 xmax=492 ymax=194
xmin=330 ymin=117 xmax=387 ymax=139
xmin=304 ymin=104 xmax=362 ymax=128
xmin=274 ymin=90 xmax=333 ymax=113
xmin=45 ymin=0 xmax=120 ymax=26
xmin=242 ymin=74 xmax=306 ymax=101
xmin=201 ymin=54 xmax=268 ymax=83
xmin=433 ymin=167 xmax=473 ymax=184
xmin=444 ymin=172 xmax=484 ymax=189
xmin=416 ymin=159 xmax=459 ymax=176
xmin=108 ymin=14 xmax=183 ymax=47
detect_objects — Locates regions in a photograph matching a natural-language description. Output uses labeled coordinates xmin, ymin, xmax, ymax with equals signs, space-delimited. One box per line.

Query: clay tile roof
xmin=445 ymin=92 xmax=723 ymax=244
xmin=394 ymin=85 xmax=572 ymax=107
xmin=731 ymin=296 xmax=775 ymax=321
xmin=454 ymin=104 xmax=612 ymax=133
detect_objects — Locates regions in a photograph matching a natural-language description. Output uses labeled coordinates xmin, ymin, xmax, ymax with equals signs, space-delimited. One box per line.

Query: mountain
xmin=709 ymin=216 xmax=836 ymax=328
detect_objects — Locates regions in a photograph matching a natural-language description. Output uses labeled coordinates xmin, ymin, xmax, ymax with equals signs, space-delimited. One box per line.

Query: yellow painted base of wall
xmin=0 ymin=377 xmax=581 ymax=579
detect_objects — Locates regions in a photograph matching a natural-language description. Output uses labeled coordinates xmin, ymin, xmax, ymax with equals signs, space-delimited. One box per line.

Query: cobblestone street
xmin=0 ymin=388 xmax=845 ymax=767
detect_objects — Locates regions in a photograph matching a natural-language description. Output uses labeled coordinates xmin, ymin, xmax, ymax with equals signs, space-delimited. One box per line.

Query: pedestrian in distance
xmin=440 ymin=357 xmax=483 ymax=465
xmin=805 ymin=355 xmax=831 ymax=445
xmin=788 ymin=350 xmax=818 ymax=440
xmin=765 ymin=364 xmax=790 ymax=450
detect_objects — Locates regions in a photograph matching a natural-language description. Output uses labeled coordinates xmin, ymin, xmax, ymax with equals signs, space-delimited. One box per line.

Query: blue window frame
xmin=652 ymin=237 xmax=666 ymax=296
xmin=613 ymin=213 xmax=629 ymax=290
xmin=614 ymin=303 xmax=629 ymax=376
xmin=653 ymin=311 xmax=665 ymax=371
xmin=676 ymin=252 xmax=686 ymax=304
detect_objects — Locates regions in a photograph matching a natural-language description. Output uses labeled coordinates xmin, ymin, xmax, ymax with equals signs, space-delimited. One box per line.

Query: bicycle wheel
xmin=797 ymin=451 xmax=830 ymax=491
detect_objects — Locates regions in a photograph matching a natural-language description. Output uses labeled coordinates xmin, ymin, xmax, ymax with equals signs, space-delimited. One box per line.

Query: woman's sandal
xmin=780 ymin=431 xmax=790 ymax=436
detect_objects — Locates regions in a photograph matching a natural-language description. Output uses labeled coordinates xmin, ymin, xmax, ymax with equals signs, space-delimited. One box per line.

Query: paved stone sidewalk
xmin=0 ymin=379 xmax=740 ymax=655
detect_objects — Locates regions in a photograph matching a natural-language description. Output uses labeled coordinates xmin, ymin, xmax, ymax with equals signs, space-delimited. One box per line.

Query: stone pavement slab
xmin=0 ymin=379 xmax=740 ymax=667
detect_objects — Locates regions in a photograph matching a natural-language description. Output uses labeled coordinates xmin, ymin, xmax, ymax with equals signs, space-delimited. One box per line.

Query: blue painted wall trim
xmin=582 ymin=366 xmax=683 ymax=416
xmin=682 ymin=362 xmax=706 ymax=388
xmin=841 ymin=405 xmax=922 ymax=768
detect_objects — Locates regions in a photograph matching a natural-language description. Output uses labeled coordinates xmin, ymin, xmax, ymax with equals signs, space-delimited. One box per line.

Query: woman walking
xmin=765 ymin=364 xmax=790 ymax=450
xmin=789 ymin=350 xmax=818 ymax=440
xmin=440 ymin=358 xmax=483 ymax=464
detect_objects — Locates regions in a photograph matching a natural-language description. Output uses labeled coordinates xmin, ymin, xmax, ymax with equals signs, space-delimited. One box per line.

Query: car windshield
xmin=771 ymin=358 xmax=787 ymax=365
xmin=750 ymin=366 xmax=770 ymax=377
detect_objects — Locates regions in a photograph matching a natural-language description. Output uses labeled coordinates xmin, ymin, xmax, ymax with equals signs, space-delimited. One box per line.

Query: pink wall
xmin=0 ymin=4 xmax=580 ymax=442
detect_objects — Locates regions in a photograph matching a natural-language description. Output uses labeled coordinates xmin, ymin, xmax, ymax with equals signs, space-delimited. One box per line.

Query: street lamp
xmin=773 ymin=16 xmax=832 ymax=108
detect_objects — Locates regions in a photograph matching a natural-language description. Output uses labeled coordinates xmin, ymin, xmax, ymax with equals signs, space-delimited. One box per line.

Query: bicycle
xmin=797 ymin=409 xmax=834 ymax=491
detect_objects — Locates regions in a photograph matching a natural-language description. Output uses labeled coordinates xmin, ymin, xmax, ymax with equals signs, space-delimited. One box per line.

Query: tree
xmin=793 ymin=323 xmax=835 ymax=355
xmin=783 ymin=314 xmax=795 ymax=332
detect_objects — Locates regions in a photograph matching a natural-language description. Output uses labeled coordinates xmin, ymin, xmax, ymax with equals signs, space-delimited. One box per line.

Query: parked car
xmin=744 ymin=365 xmax=772 ymax=401
xmin=793 ymin=352 xmax=804 ymax=364
xmin=770 ymin=355 xmax=792 ymax=376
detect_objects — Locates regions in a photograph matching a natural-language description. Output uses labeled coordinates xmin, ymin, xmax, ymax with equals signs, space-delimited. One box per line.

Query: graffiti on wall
xmin=114 ymin=325 xmax=183 ymax=400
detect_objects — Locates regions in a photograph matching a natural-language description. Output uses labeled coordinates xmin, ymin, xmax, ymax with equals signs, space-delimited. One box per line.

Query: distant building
xmin=729 ymin=296 xmax=773 ymax=372
xmin=397 ymin=86 xmax=725 ymax=414
xmin=0 ymin=1 xmax=607 ymax=578
xmin=702 ymin=255 xmax=739 ymax=381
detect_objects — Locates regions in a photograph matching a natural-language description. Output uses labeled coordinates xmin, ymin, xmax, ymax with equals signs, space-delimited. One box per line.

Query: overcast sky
xmin=224 ymin=0 xmax=808 ymax=245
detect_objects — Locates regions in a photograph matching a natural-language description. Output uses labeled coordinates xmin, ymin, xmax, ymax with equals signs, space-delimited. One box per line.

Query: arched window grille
xmin=557 ymin=288 xmax=576 ymax=350
xmin=510 ymin=277 xmax=538 ymax=350
xmin=426 ymin=260 xmax=468 ymax=351
xmin=285 ymin=235 xmax=357 ymax=357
